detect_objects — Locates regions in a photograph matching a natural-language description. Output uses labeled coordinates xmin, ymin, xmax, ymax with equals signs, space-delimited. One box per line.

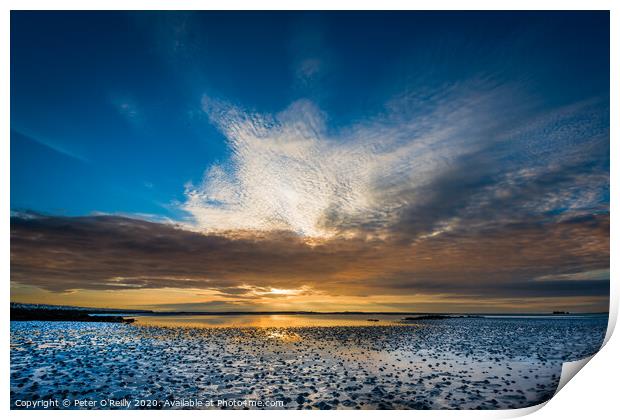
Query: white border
xmin=2 ymin=2 xmax=617 ymax=420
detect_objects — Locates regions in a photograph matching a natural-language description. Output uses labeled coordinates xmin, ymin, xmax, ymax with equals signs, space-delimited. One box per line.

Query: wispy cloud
xmin=11 ymin=129 xmax=90 ymax=163
xmin=295 ymin=58 xmax=323 ymax=85
xmin=182 ymin=83 xmax=608 ymax=242
xmin=116 ymin=102 xmax=139 ymax=119
xmin=536 ymin=269 xmax=610 ymax=282
xmin=110 ymin=94 xmax=143 ymax=125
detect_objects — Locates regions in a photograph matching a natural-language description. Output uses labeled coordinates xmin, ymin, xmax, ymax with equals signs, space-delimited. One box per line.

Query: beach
xmin=10 ymin=315 xmax=607 ymax=410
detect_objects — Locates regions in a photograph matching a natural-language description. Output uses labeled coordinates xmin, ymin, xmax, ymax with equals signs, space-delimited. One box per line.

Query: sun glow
xmin=262 ymin=288 xmax=302 ymax=296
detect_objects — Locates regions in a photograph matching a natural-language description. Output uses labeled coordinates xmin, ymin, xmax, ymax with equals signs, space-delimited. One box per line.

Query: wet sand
xmin=10 ymin=316 xmax=607 ymax=410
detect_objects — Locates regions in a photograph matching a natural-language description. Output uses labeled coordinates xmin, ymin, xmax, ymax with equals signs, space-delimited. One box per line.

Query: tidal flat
xmin=10 ymin=315 xmax=607 ymax=410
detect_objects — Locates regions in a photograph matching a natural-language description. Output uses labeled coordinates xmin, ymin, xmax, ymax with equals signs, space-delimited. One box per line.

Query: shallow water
xmin=10 ymin=315 xmax=607 ymax=410
xmin=133 ymin=314 xmax=407 ymax=328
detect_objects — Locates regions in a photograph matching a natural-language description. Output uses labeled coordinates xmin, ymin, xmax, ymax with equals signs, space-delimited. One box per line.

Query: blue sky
xmin=10 ymin=12 xmax=610 ymax=311
xmin=11 ymin=11 xmax=609 ymax=220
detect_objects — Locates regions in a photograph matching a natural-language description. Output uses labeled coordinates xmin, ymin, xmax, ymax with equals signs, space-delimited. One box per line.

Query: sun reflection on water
xmin=133 ymin=314 xmax=403 ymax=328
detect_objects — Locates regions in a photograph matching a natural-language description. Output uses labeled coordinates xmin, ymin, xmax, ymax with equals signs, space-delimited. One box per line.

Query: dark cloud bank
xmin=11 ymin=211 xmax=608 ymax=304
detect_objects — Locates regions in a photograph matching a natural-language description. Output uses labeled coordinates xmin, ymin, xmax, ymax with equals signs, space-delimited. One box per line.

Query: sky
xmin=10 ymin=11 xmax=610 ymax=312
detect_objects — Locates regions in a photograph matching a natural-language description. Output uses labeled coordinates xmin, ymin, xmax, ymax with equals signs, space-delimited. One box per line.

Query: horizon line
xmin=10 ymin=302 xmax=608 ymax=316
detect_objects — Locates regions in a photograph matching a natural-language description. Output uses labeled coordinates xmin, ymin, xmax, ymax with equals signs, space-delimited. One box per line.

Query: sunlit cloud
xmin=10 ymin=212 xmax=609 ymax=312
xmin=184 ymin=85 xmax=496 ymax=237
xmin=181 ymin=85 xmax=607 ymax=243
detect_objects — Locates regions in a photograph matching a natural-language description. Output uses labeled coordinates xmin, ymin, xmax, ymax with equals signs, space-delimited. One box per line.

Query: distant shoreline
xmin=131 ymin=311 xmax=604 ymax=316
xmin=10 ymin=307 xmax=135 ymax=323
xmin=10 ymin=302 xmax=608 ymax=323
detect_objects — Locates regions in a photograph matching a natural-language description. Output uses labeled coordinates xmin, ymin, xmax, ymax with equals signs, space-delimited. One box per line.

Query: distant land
xmin=10 ymin=302 xmax=153 ymax=314
xmin=10 ymin=302 xmax=607 ymax=323
xmin=10 ymin=305 xmax=135 ymax=323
